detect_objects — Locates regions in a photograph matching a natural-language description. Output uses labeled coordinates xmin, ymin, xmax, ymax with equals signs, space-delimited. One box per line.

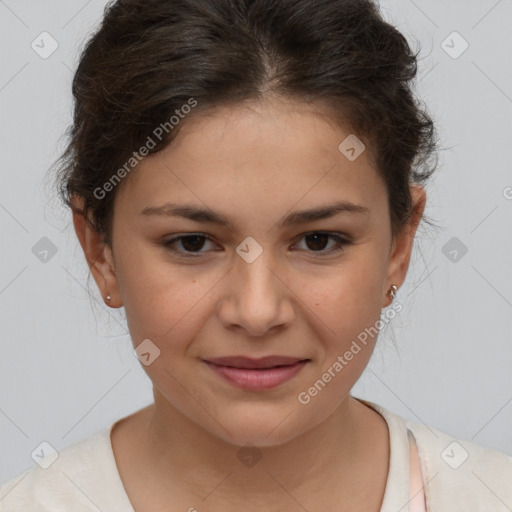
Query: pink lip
xmin=203 ymin=356 xmax=310 ymax=391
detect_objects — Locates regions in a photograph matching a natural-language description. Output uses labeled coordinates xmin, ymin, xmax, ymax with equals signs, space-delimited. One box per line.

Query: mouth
xmin=203 ymin=355 xmax=310 ymax=369
xmin=202 ymin=356 xmax=311 ymax=390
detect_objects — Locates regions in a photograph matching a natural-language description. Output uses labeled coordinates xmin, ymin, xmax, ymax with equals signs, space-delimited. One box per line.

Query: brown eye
xmin=163 ymin=234 xmax=216 ymax=255
xmin=304 ymin=233 xmax=330 ymax=251
xmin=178 ymin=235 xmax=207 ymax=252
xmin=295 ymin=232 xmax=351 ymax=255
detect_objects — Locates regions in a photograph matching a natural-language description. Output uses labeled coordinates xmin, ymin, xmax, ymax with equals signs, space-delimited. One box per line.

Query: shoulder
xmin=358 ymin=398 xmax=512 ymax=510
xmin=406 ymin=414 xmax=512 ymax=509
xmin=0 ymin=424 xmax=131 ymax=512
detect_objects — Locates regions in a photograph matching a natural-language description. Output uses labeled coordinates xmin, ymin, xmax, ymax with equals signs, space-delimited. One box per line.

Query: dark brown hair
xmin=54 ymin=0 xmax=439 ymax=247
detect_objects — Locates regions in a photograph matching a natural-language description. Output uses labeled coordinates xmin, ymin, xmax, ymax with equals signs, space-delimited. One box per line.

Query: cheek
xmin=113 ymin=242 xmax=199 ymax=342
xmin=303 ymin=258 xmax=385 ymax=331
xmin=121 ymin=279 xmax=204 ymax=347
xmin=299 ymin=256 xmax=387 ymax=375
xmin=115 ymin=251 xmax=228 ymax=362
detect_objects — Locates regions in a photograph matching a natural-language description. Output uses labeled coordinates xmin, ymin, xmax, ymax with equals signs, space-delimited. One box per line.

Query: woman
xmin=1 ymin=0 xmax=511 ymax=510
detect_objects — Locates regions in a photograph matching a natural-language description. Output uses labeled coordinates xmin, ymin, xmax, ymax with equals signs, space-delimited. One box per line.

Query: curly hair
xmin=54 ymin=0 xmax=439 ymax=247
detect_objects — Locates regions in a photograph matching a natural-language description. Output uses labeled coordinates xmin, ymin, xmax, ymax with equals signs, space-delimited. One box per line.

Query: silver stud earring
xmin=389 ymin=285 xmax=398 ymax=300
xmin=106 ymin=294 xmax=111 ymax=302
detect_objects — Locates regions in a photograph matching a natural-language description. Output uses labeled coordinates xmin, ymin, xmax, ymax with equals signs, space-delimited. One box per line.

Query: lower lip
xmin=204 ymin=360 xmax=309 ymax=391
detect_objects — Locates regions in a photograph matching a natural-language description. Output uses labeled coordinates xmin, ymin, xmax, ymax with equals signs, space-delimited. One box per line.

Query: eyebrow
xmin=140 ymin=200 xmax=370 ymax=230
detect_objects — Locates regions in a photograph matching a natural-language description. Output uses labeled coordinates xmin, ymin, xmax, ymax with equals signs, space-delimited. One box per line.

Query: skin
xmin=73 ymin=96 xmax=426 ymax=512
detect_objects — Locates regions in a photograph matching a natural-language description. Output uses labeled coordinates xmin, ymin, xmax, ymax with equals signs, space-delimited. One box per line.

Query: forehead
xmin=114 ymin=98 xmax=386 ymax=220
xmin=161 ymin=98 xmax=366 ymax=171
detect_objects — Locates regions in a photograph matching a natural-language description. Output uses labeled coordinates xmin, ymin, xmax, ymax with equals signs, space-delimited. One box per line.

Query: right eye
xmin=161 ymin=234 xmax=219 ymax=256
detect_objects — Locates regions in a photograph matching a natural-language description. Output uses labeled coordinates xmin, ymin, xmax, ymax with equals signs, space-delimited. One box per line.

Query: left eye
xmin=162 ymin=232 xmax=351 ymax=256
xmin=294 ymin=232 xmax=351 ymax=254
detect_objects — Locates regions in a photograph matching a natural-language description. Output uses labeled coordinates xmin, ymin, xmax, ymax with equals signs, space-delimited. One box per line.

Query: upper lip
xmin=203 ymin=356 xmax=310 ymax=369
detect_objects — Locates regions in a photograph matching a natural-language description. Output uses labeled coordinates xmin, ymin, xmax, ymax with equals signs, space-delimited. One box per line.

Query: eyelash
xmin=161 ymin=232 xmax=352 ymax=258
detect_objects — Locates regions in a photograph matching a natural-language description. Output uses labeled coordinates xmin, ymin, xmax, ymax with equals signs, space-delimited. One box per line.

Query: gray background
xmin=1 ymin=0 xmax=511 ymax=486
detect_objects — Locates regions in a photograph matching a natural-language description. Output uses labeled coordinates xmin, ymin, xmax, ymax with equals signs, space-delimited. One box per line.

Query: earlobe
xmin=71 ymin=196 xmax=122 ymax=307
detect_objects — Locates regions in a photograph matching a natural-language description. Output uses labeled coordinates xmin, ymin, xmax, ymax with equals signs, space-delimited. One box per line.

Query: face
xmin=75 ymin=97 xmax=425 ymax=447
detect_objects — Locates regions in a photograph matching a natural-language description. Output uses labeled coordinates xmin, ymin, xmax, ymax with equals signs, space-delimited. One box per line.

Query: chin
xmin=210 ymin=412 xmax=307 ymax=449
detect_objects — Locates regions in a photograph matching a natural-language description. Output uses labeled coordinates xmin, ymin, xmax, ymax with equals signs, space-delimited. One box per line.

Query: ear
xmin=382 ymin=184 xmax=426 ymax=308
xmin=71 ymin=195 xmax=122 ymax=308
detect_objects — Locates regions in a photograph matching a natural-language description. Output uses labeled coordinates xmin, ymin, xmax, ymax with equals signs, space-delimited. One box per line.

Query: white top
xmin=1 ymin=398 xmax=511 ymax=511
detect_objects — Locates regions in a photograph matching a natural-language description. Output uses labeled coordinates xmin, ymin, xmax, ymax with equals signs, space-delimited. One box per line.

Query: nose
xmin=216 ymin=248 xmax=295 ymax=337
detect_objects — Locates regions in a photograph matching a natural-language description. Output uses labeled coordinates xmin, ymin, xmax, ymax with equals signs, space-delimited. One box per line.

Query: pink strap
xmin=408 ymin=432 xmax=427 ymax=511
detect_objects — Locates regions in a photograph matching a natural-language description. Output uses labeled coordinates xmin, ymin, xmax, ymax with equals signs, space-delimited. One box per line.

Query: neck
xmin=130 ymin=391 xmax=388 ymax=511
